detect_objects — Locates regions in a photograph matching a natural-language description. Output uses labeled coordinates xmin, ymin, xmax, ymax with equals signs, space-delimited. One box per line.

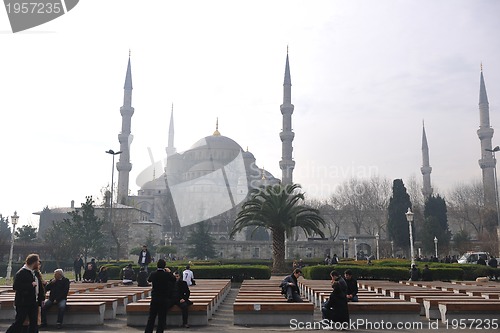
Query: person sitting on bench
xmin=280 ymin=268 xmax=303 ymax=302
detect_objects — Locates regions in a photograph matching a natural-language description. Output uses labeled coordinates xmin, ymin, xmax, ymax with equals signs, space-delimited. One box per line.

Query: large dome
xmin=190 ymin=134 xmax=243 ymax=152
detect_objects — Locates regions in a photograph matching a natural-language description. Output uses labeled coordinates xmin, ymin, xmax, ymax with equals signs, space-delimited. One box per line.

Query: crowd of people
xmin=6 ymin=248 xmax=196 ymax=333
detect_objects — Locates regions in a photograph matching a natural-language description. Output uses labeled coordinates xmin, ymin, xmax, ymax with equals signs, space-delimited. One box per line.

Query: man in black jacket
xmin=138 ymin=245 xmax=152 ymax=272
xmin=6 ymin=253 xmax=41 ymax=333
xmin=144 ymin=259 xmax=176 ymax=333
xmin=40 ymin=269 xmax=70 ymax=328
xmin=280 ymin=268 xmax=303 ymax=302
xmin=172 ymin=271 xmax=193 ymax=328
xmin=344 ymin=269 xmax=358 ymax=302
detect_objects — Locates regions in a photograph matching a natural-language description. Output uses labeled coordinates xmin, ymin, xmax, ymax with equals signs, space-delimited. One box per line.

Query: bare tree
xmin=447 ymin=180 xmax=485 ymax=237
xmin=329 ymin=176 xmax=391 ymax=236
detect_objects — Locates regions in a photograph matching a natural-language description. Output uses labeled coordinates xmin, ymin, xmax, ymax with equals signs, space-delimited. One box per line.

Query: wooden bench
xmin=422 ymin=297 xmax=493 ymax=320
xmin=347 ymin=302 xmax=421 ymax=324
xmin=233 ymin=302 xmax=314 ymax=326
xmin=438 ymin=301 xmax=500 ymax=324
xmin=43 ymin=302 xmax=105 ymax=325
xmin=126 ymin=301 xmax=211 ymax=326
xmin=65 ymin=297 xmax=117 ymax=319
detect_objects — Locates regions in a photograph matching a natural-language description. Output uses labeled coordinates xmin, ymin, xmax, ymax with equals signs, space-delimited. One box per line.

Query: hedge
xmin=302 ymin=263 xmax=500 ymax=281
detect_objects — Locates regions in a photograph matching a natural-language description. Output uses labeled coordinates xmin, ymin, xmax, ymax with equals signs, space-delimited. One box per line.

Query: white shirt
xmin=141 ymin=251 xmax=147 ymax=264
xmin=183 ymin=269 xmax=194 ymax=286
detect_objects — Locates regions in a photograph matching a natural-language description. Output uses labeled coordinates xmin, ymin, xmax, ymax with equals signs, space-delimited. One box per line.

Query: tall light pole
xmin=485 ymin=146 xmax=500 ymax=258
xmin=405 ymin=208 xmax=415 ymax=266
xmin=6 ymin=211 xmax=19 ymax=280
xmin=105 ymin=149 xmax=122 ymax=259
xmin=375 ymin=232 xmax=380 ymax=260
xmin=434 ymin=236 xmax=438 ymax=258
xmin=391 ymin=240 xmax=394 ymax=258
xmin=353 ymin=237 xmax=357 ymax=261
xmin=342 ymin=239 xmax=346 ymax=258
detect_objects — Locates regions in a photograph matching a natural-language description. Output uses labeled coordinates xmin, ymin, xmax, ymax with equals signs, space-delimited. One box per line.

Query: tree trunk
xmin=272 ymin=228 xmax=287 ymax=273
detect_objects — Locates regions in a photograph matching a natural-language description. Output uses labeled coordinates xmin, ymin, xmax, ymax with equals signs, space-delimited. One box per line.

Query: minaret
xmin=279 ymin=49 xmax=295 ymax=185
xmin=477 ymin=65 xmax=496 ymax=207
xmin=116 ymin=54 xmax=134 ymax=205
xmin=421 ymin=121 xmax=433 ymax=198
xmin=166 ymin=103 xmax=176 ymax=157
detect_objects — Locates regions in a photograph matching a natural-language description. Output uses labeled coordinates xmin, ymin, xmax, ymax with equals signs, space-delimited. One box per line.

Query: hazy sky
xmin=1 ymin=0 xmax=500 ymax=228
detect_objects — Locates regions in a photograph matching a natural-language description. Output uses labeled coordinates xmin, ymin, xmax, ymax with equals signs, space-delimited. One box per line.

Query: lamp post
xmin=164 ymin=234 xmax=168 ymax=246
xmin=485 ymin=146 xmax=500 ymax=258
xmin=6 ymin=211 xmax=19 ymax=280
xmin=391 ymin=240 xmax=394 ymax=258
xmin=434 ymin=236 xmax=438 ymax=258
xmin=105 ymin=149 xmax=122 ymax=259
xmin=405 ymin=208 xmax=415 ymax=266
xmin=354 ymin=237 xmax=357 ymax=261
xmin=342 ymin=239 xmax=346 ymax=258
xmin=375 ymin=232 xmax=380 ymax=260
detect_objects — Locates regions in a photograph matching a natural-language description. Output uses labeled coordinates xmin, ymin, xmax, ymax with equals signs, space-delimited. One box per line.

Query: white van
xmin=457 ymin=252 xmax=489 ymax=264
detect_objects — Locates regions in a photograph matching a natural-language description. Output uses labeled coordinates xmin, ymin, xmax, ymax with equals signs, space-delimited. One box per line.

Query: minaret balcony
xmin=477 ymin=127 xmax=494 ymax=140
xmin=120 ymin=106 xmax=135 ymax=117
xmin=116 ymin=161 xmax=132 ymax=171
xmin=420 ymin=166 xmax=432 ymax=174
xmin=280 ymin=104 xmax=294 ymax=115
xmin=280 ymin=131 xmax=295 ymax=142
xmin=279 ymin=160 xmax=296 ymax=170
xmin=479 ymin=159 xmax=496 ymax=169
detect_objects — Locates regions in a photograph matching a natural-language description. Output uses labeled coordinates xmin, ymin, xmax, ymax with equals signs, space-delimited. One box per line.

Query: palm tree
xmin=230 ymin=183 xmax=326 ymax=273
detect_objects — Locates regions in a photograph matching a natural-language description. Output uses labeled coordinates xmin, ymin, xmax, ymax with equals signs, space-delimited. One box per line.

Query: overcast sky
xmin=1 ymin=0 xmax=500 ymax=228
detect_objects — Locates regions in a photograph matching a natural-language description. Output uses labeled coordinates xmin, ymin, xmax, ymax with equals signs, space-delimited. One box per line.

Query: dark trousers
xmin=144 ymin=300 xmax=168 ymax=333
xmin=74 ymin=269 xmax=81 ymax=281
xmin=6 ymin=304 xmax=38 ymax=333
xmin=285 ymin=286 xmax=303 ymax=302
xmin=174 ymin=301 xmax=190 ymax=325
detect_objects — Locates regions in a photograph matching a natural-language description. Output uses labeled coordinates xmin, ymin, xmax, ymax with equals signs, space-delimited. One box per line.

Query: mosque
xmin=36 ymin=53 xmax=499 ymax=260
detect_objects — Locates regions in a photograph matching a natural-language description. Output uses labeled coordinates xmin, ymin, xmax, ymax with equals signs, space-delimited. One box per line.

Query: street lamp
xmin=434 ymin=236 xmax=438 ymax=258
xmin=405 ymin=208 xmax=415 ymax=266
xmin=353 ymin=237 xmax=357 ymax=261
xmin=391 ymin=240 xmax=394 ymax=258
xmin=6 ymin=211 xmax=19 ymax=280
xmin=342 ymin=239 xmax=346 ymax=258
xmin=485 ymin=146 xmax=500 ymax=258
xmin=375 ymin=232 xmax=380 ymax=260
xmin=105 ymin=149 xmax=122 ymax=259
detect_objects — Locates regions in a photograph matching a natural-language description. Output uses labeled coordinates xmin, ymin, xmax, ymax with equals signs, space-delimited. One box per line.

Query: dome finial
xmin=261 ymin=167 xmax=266 ymax=180
xmin=213 ymin=117 xmax=221 ymax=136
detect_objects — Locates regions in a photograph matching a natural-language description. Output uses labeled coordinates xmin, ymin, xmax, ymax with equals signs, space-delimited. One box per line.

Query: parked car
xmin=457 ymin=251 xmax=489 ymax=264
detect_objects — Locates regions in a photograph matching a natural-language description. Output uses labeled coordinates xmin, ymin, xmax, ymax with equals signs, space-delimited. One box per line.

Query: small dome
xmin=141 ymin=175 xmax=166 ymax=190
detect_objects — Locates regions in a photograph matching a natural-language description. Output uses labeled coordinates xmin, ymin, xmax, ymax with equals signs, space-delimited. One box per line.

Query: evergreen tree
xmin=422 ymin=195 xmax=451 ymax=255
xmin=15 ymin=225 xmax=37 ymax=243
xmin=0 ymin=214 xmax=12 ymax=248
xmin=46 ymin=196 xmax=106 ymax=263
xmin=187 ymin=221 xmax=217 ymax=259
xmin=387 ymin=179 xmax=412 ymax=251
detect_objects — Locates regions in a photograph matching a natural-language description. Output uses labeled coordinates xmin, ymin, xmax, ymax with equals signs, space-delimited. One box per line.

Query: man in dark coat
xmin=40 ymin=269 xmax=70 ymax=328
xmin=172 ymin=271 xmax=193 ymax=328
xmin=409 ymin=264 xmax=420 ymax=281
xmin=6 ymin=253 xmax=41 ymax=333
xmin=280 ymin=268 xmax=303 ymax=302
xmin=344 ymin=269 xmax=358 ymax=302
xmin=144 ymin=259 xmax=176 ymax=333
xmin=322 ymin=281 xmax=349 ymax=326
xmin=73 ymin=255 xmax=84 ymax=282
xmin=421 ymin=264 xmax=433 ymax=281
xmin=138 ymin=245 xmax=152 ymax=271
xmin=330 ymin=270 xmax=348 ymax=294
